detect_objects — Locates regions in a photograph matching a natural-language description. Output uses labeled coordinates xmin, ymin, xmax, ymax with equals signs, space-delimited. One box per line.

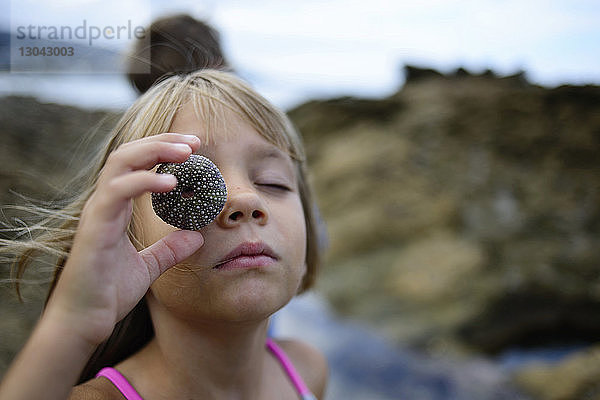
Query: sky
xmin=1 ymin=0 xmax=599 ymax=109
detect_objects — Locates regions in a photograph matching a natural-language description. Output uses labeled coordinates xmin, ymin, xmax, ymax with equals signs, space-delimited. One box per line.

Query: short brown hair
xmin=127 ymin=14 xmax=230 ymax=94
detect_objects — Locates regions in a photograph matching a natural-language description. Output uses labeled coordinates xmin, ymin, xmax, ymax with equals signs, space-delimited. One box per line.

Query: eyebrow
xmin=250 ymin=144 xmax=297 ymax=180
xmin=250 ymin=144 xmax=290 ymax=162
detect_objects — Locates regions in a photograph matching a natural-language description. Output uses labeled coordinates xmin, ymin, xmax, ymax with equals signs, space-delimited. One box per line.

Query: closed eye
xmin=257 ymin=183 xmax=292 ymax=191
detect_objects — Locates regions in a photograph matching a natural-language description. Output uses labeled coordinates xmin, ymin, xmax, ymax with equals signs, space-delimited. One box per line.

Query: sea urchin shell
xmin=151 ymin=154 xmax=227 ymax=230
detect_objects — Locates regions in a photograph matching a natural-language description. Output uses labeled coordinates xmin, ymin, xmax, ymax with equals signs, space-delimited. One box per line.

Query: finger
xmin=102 ymin=141 xmax=194 ymax=180
xmin=101 ymin=133 xmax=201 ymax=180
xmin=94 ymin=171 xmax=176 ymax=220
xmin=121 ymin=133 xmax=201 ymax=150
xmin=140 ymin=230 xmax=205 ymax=281
xmin=118 ymin=133 xmax=201 ymax=160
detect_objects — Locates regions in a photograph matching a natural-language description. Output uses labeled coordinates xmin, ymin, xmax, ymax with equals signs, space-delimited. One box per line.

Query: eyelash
xmin=257 ymin=183 xmax=291 ymax=191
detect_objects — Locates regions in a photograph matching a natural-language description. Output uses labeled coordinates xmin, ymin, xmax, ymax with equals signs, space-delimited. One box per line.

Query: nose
xmin=216 ymin=186 xmax=268 ymax=228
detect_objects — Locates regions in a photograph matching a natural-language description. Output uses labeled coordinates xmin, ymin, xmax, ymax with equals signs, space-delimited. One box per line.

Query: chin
xmin=215 ymin=279 xmax=295 ymax=322
xmin=150 ymin=266 xmax=303 ymax=324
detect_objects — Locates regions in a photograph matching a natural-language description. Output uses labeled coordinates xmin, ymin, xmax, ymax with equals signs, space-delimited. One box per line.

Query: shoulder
xmin=68 ymin=377 xmax=122 ymax=400
xmin=275 ymin=338 xmax=329 ymax=399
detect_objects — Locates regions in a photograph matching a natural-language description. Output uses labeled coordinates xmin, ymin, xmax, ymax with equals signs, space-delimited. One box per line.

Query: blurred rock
xmin=0 ymin=95 xmax=117 ymax=206
xmin=289 ymin=65 xmax=600 ymax=394
xmin=279 ymin=294 xmax=526 ymax=400
xmin=514 ymin=345 xmax=600 ymax=400
xmin=0 ymin=95 xmax=116 ymax=375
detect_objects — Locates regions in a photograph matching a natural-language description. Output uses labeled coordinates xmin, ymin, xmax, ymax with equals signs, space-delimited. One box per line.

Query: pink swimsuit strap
xmin=96 ymin=367 xmax=144 ymax=400
xmin=265 ymin=338 xmax=316 ymax=400
xmin=96 ymin=339 xmax=316 ymax=400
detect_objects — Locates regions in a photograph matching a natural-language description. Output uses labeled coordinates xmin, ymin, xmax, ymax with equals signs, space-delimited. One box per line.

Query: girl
xmin=0 ymin=70 xmax=328 ymax=399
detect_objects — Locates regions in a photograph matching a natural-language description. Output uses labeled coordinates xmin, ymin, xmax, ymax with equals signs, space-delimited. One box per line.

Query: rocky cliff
xmin=289 ymin=66 xmax=600 ymax=398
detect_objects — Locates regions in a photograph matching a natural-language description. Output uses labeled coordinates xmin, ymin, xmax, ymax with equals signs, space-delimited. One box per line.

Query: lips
xmin=213 ymin=242 xmax=278 ymax=270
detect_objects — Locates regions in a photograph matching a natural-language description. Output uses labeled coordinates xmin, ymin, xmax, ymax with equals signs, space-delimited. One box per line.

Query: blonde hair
xmin=2 ymin=70 xmax=320 ymax=381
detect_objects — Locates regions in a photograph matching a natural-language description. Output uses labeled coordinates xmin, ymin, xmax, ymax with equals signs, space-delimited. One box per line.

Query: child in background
xmin=0 ymin=70 xmax=327 ymax=400
xmin=127 ymin=13 xmax=230 ymax=94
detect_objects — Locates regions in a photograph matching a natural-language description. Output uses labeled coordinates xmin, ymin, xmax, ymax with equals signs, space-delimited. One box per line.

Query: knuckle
xmin=105 ymin=149 xmax=123 ymax=165
xmin=141 ymin=249 xmax=166 ymax=282
xmin=148 ymin=141 xmax=165 ymax=153
xmin=105 ymin=176 xmax=123 ymax=193
xmin=141 ymin=251 xmax=160 ymax=276
xmin=163 ymin=239 xmax=179 ymax=266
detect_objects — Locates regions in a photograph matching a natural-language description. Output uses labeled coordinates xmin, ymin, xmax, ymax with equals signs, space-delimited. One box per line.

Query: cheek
xmin=277 ymin=196 xmax=307 ymax=275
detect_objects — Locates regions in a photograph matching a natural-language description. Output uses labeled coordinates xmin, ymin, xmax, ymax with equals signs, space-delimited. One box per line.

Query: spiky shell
xmin=151 ymin=155 xmax=227 ymax=230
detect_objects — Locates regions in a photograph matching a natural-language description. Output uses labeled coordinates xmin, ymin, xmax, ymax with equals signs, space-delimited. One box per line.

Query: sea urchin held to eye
xmin=152 ymin=155 xmax=228 ymax=230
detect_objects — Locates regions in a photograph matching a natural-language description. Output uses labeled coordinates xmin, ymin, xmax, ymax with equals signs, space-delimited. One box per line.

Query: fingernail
xmin=183 ymin=134 xmax=200 ymax=142
xmin=158 ymin=173 xmax=177 ymax=184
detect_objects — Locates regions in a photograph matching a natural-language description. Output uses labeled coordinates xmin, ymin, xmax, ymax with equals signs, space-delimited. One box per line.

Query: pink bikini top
xmin=95 ymin=338 xmax=316 ymax=400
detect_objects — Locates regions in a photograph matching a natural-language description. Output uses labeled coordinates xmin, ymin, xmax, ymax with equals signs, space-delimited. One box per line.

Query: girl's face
xmin=136 ymin=103 xmax=307 ymax=323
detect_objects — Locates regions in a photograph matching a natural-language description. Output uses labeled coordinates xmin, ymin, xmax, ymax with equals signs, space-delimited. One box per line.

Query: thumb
xmin=140 ymin=230 xmax=204 ymax=282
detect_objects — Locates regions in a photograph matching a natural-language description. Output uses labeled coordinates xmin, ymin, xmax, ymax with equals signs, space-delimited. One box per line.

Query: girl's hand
xmin=45 ymin=133 xmax=204 ymax=346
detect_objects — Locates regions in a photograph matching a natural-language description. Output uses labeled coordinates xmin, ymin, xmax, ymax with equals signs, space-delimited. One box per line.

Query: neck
xmin=128 ymin=296 xmax=271 ymax=399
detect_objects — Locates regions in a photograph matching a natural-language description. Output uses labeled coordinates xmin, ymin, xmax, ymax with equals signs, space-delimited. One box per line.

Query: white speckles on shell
xmin=151 ymin=155 xmax=227 ymax=230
